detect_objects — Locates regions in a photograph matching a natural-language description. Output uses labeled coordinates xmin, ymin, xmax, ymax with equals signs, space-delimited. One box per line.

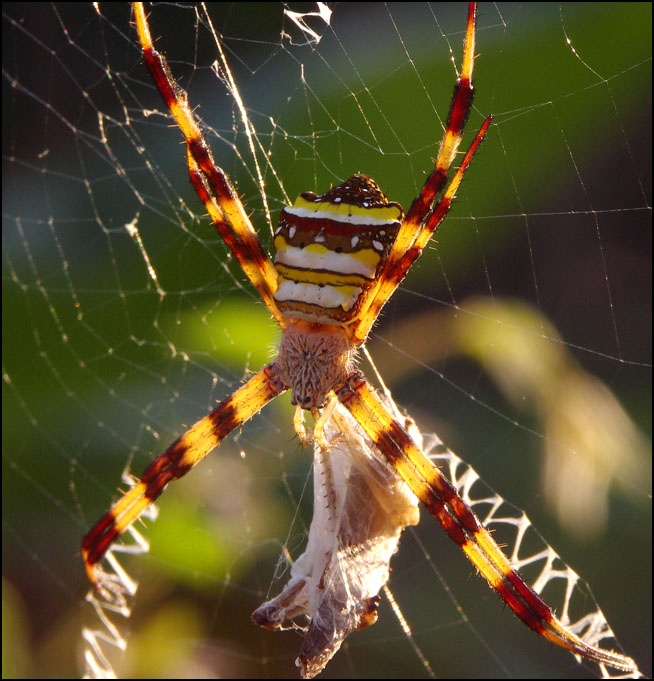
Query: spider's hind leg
xmin=133 ymin=2 xmax=284 ymax=324
xmin=351 ymin=3 xmax=492 ymax=346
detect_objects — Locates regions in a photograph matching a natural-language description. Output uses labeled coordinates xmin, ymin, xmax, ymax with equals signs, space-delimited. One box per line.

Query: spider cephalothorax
xmin=276 ymin=321 xmax=353 ymax=409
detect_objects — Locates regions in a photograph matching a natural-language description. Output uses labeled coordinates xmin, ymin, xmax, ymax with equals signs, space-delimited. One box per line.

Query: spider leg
xmin=82 ymin=364 xmax=285 ymax=590
xmin=352 ymin=2 xmax=491 ymax=345
xmin=133 ymin=3 xmax=284 ymax=325
xmin=337 ymin=372 xmax=638 ymax=674
xmin=353 ymin=115 xmax=491 ymax=344
xmin=395 ymin=1 xmax=479 ymax=262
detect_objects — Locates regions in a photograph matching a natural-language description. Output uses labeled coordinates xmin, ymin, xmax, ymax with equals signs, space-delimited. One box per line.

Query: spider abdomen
xmin=273 ymin=174 xmax=403 ymax=325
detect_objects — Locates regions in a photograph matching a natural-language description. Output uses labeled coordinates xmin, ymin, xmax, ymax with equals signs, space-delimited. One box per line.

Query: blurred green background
xmin=3 ymin=3 xmax=651 ymax=678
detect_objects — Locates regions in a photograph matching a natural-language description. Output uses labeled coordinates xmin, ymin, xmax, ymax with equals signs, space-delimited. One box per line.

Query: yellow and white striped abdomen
xmin=273 ymin=175 xmax=403 ymax=324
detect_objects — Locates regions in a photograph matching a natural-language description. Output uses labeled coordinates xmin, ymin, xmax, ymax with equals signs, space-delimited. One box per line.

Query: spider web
xmin=2 ymin=3 xmax=651 ymax=678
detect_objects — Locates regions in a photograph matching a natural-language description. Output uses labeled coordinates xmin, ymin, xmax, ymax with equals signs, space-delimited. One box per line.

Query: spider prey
xmin=82 ymin=3 xmax=638 ymax=677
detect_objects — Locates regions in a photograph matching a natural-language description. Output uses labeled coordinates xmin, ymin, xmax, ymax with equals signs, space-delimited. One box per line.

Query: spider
xmin=83 ymin=3 xmax=637 ymax=677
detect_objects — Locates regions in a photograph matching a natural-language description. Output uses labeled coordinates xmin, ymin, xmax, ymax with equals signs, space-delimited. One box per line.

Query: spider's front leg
xmin=82 ymin=364 xmax=286 ymax=591
xmin=337 ymin=372 xmax=639 ymax=674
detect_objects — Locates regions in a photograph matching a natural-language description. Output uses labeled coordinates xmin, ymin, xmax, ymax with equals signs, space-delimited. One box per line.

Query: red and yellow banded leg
xmin=83 ymin=364 xmax=285 ymax=589
xmin=338 ymin=373 xmax=638 ymax=674
xmin=133 ymin=3 xmax=284 ymax=326
xmin=394 ymin=1 xmax=479 ymax=261
xmin=352 ymin=2 xmax=491 ymax=345
xmin=352 ymin=114 xmax=491 ymax=345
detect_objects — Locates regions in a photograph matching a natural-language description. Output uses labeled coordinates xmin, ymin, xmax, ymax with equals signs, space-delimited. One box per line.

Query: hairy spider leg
xmin=82 ymin=366 xmax=285 ymax=590
xmin=353 ymin=3 xmax=490 ymax=345
xmin=353 ymin=115 xmax=491 ymax=345
xmin=133 ymin=3 xmax=284 ymax=325
xmin=337 ymin=374 xmax=638 ymax=674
